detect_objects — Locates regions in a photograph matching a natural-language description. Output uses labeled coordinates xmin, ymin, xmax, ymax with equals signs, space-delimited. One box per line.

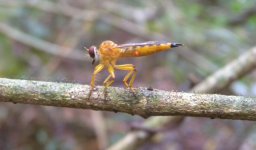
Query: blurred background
xmin=1 ymin=0 xmax=256 ymax=149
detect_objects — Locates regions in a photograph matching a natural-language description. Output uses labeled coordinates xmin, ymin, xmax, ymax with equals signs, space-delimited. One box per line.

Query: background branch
xmin=0 ymin=78 xmax=256 ymax=120
xmin=0 ymin=1 xmax=97 ymax=20
xmin=228 ymin=4 xmax=256 ymax=26
xmin=193 ymin=47 xmax=256 ymax=93
xmin=1 ymin=0 xmax=218 ymax=73
xmin=0 ymin=23 xmax=88 ymax=61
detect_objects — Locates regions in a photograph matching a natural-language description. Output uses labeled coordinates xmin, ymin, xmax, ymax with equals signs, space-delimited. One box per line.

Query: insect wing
xmin=117 ymin=41 xmax=159 ymax=49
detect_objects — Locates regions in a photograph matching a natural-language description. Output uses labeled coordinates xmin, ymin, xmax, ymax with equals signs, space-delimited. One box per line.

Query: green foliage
xmin=0 ymin=34 xmax=26 ymax=77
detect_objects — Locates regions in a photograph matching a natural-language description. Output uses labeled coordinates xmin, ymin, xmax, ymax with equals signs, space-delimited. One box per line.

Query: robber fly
xmin=85 ymin=40 xmax=183 ymax=89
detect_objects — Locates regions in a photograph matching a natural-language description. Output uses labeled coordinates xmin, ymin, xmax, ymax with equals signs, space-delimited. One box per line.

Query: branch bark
xmin=0 ymin=78 xmax=256 ymax=120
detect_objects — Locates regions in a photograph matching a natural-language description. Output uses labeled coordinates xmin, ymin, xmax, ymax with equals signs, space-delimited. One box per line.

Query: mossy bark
xmin=0 ymin=78 xmax=256 ymax=120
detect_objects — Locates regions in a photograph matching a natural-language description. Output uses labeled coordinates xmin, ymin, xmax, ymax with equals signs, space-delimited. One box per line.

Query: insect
xmin=85 ymin=40 xmax=183 ymax=90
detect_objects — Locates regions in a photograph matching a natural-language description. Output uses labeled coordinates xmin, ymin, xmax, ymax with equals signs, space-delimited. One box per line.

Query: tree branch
xmin=0 ymin=78 xmax=256 ymax=120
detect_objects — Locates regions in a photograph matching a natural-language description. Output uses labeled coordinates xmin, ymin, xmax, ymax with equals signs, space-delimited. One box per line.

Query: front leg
xmin=105 ymin=65 xmax=115 ymax=87
xmin=103 ymin=65 xmax=115 ymax=87
xmin=102 ymin=65 xmax=116 ymax=99
xmin=91 ymin=64 xmax=105 ymax=89
xmin=88 ymin=64 xmax=105 ymax=100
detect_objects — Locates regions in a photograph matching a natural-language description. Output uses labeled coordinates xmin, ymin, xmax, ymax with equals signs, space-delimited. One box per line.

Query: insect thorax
xmin=99 ymin=40 xmax=121 ymax=58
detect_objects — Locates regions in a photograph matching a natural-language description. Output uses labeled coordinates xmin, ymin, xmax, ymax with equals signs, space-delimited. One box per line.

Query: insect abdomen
xmin=120 ymin=42 xmax=179 ymax=57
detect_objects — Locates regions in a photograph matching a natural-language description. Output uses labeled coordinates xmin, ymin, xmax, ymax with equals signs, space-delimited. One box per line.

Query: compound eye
xmin=88 ymin=46 xmax=96 ymax=59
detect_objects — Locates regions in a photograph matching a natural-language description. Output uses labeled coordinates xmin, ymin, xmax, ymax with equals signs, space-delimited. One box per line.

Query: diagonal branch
xmin=228 ymin=4 xmax=256 ymax=26
xmin=0 ymin=78 xmax=256 ymax=120
xmin=0 ymin=23 xmax=88 ymax=62
xmin=192 ymin=47 xmax=256 ymax=93
xmin=108 ymin=47 xmax=256 ymax=150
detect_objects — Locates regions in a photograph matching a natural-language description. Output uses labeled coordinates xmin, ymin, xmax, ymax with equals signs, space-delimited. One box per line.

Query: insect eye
xmin=88 ymin=46 xmax=96 ymax=58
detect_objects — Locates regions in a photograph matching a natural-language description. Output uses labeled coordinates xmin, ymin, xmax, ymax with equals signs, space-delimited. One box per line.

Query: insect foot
xmin=87 ymin=86 xmax=97 ymax=100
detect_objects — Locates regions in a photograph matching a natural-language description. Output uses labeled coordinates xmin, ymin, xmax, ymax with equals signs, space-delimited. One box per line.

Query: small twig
xmin=130 ymin=116 xmax=183 ymax=133
xmin=228 ymin=5 xmax=256 ymax=26
xmin=0 ymin=23 xmax=88 ymax=62
xmin=91 ymin=111 xmax=108 ymax=150
xmin=0 ymin=1 xmax=97 ymax=20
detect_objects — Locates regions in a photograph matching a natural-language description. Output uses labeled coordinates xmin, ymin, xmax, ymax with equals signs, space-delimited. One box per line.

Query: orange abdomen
xmin=119 ymin=42 xmax=174 ymax=57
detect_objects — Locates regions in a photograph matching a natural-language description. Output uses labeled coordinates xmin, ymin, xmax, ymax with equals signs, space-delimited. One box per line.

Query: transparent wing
xmin=117 ymin=41 xmax=161 ymax=48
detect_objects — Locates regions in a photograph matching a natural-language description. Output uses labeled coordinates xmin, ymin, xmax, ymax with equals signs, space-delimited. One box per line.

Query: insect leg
xmin=91 ymin=64 xmax=104 ymax=89
xmin=103 ymin=65 xmax=115 ymax=87
xmin=129 ymin=70 xmax=137 ymax=88
xmin=103 ymin=75 xmax=114 ymax=87
xmin=123 ymin=71 xmax=133 ymax=88
xmin=114 ymin=64 xmax=137 ymax=88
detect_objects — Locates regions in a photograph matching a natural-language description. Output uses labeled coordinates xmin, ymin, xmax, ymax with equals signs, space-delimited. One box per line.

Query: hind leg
xmin=114 ymin=64 xmax=137 ymax=89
